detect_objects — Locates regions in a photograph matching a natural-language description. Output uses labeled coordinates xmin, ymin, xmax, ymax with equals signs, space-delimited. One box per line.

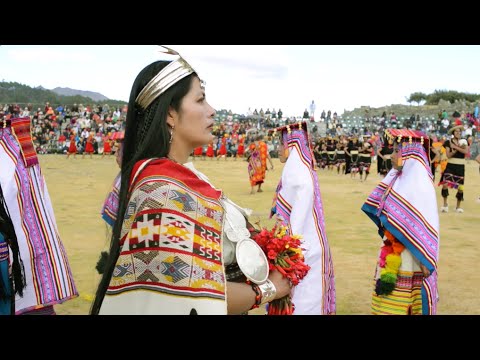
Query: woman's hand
xmin=268 ymin=269 xmax=292 ymax=300
xmin=420 ymin=263 xmax=430 ymax=278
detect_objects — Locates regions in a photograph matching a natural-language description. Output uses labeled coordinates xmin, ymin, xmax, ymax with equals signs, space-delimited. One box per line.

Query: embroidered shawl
xmin=362 ymin=141 xmax=440 ymax=315
xmin=100 ymin=158 xmax=227 ymax=315
xmin=272 ymin=126 xmax=336 ymax=315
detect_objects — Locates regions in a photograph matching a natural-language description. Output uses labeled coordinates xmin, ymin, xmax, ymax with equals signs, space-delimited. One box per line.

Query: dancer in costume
xmin=246 ymin=134 xmax=274 ymax=194
xmin=345 ymin=135 xmax=360 ymax=178
xmin=0 ymin=116 xmax=78 ymax=315
xmin=438 ymin=125 xmax=468 ymax=213
xmin=269 ymin=122 xmax=336 ymax=315
xmin=358 ymin=142 xmax=372 ymax=182
xmin=377 ymin=135 xmax=394 ymax=177
xmin=334 ymin=141 xmax=346 ymax=175
xmin=362 ymin=129 xmax=439 ymax=315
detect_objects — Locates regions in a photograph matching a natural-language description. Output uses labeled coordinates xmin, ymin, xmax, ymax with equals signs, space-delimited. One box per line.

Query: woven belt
xmin=448 ymin=158 xmax=466 ymax=165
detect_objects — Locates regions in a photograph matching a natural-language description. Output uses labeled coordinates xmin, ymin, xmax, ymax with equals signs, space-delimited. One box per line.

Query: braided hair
xmin=90 ymin=60 xmax=197 ymax=314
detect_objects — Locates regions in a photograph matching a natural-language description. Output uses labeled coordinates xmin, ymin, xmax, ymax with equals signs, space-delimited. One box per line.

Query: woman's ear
xmin=166 ymin=106 xmax=176 ymax=128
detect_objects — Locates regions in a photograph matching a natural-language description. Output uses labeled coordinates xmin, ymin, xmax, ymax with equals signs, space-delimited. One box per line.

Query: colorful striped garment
xmin=362 ymin=135 xmax=440 ymax=315
xmin=101 ymin=172 xmax=121 ymax=227
xmin=271 ymin=123 xmax=336 ymax=315
xmin=0 ymin=120 xmax=78 ymax=314
xmin=247 ymin=141 xmax=268 ymax=186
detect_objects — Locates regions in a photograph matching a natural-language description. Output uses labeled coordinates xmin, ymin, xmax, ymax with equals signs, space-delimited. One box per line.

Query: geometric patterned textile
xmin=103 ymin=158 xmax=227 ymax=313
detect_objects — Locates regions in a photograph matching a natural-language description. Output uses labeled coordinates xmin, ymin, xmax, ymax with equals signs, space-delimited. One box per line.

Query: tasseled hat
xmin=268 ymin=121 xmax=308 ymax=141
xmin=384 ymin=128 xmax=431 ymax=170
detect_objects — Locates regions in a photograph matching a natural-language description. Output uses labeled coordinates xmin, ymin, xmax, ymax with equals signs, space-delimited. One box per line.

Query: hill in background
xmin=0 ymin=81 xmax=127 ymax=108
xmin=51 ymin=87 xmax=109 ymax=102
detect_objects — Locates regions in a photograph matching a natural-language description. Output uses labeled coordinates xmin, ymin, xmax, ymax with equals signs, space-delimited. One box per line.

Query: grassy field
xmin=37 ymin=154 xmax=480 ymax=315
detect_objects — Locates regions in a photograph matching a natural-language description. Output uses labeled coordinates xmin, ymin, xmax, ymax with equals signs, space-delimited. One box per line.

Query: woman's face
xmin=391 ymin=143 xmax=402 ymax=170
xmin=453 ymin=128 xmax=461 ymax=139
xmin=170 ymin=77 xmax=216 ymax=149
xmin=278 ymin=141 xmax=289 ymax=163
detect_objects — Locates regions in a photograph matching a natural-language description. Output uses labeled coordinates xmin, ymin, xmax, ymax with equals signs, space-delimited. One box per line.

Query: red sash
xmin=11 ymin=117 xmax=38 ymax=167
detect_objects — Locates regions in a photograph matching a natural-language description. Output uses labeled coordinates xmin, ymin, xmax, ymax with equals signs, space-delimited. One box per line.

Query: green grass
xmin=37 ymin=155 xmax=480 ymax=315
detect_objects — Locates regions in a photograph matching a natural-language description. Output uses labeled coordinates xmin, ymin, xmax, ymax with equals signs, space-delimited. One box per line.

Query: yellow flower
xmin=277 ymin=226 xmax=287 ymax=238
xmin=290 ymin=247 xmax=302 ymax=255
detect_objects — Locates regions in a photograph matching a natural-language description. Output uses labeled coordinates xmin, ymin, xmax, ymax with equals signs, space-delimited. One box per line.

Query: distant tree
xmin=425 ymin=89 xmax=480 ymax=105
xmin=407 ymin=92 xmax=427 ymax=105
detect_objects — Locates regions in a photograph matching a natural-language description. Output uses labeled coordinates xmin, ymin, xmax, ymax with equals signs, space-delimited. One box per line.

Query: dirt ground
xmin=36 ymin=154 xmax=479 ymax=315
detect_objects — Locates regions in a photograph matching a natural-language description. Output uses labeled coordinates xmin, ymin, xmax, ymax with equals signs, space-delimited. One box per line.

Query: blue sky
xmin=1 ymin=45 xmax=479 ymax=118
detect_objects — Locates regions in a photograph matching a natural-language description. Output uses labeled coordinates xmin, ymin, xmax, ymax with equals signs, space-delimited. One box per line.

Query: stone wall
xmin=341 ymin=100 xmax=478 ymax=121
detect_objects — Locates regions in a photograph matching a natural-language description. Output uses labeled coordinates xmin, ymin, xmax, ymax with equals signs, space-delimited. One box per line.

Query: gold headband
xmin=135 ymin=46 xmax=197 ymax=110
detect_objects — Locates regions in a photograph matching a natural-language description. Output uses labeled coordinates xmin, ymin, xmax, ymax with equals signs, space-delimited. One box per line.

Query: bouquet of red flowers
xmin=253 ymin=224 xmax=310 ymax=315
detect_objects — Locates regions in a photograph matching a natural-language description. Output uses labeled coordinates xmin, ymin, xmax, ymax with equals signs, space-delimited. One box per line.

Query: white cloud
xmin=3 ymin=45 xmax=480 ymax=118
xmin=7 ymin=46 xmax=95 ymax=63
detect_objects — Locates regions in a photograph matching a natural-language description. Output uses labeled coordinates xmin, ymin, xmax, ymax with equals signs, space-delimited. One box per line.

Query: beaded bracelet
xmin=246 ymin=279 xmax=262 ymax=310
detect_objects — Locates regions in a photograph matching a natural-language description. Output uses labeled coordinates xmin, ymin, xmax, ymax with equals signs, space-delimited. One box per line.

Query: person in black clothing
xmin=358 ymin=142 xmax=372 ymax=182
xmin=303 ymin=109 xmax=310 ymax=119
xmin=438 ymin=125 xmax=468 ymax=213
xmin=377 ymin=137 xmax=394 ymax=177
xmin=345 ymin=136 xmax=360 ymax=176
xmin=334 ymin=141 xmax=346 ymax=175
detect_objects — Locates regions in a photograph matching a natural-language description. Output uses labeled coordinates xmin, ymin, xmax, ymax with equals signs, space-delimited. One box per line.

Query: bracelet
xmin=246 ymin=280 xmax=262 ymax=310
xmin=258 ymin=279 xmax=277 ymax=305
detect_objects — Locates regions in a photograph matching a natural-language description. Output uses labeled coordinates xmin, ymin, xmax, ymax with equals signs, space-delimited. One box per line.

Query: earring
xmin=169 ymin=125 xmax=174 ymax=144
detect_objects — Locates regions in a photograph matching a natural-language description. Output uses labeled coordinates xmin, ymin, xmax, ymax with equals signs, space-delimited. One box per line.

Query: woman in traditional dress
xmin=358 ymin=142 xmax=372 ymax=182
xmin=325 ymin=136 xmax=337 ymax=171
xmin=377 ymin=137 xmax=394 ymax=177
xmin=206 ymin=140 xmax=214 ymax=159
xmin=334 ymin=140 xmax=346 ymax=175
xmin=102 ymin=134 xmax=112 ymax=158
xmin=217 ymin=134 xmax=227 ymax=159
xmin=0 ymin=116 xmax=78 ymax=314
xmin=237 ymin=134 xmax=245 ymax=158
xmin=438 ymin=125 xmax=468 ymax=213
xmin=83 ymin=132 xmax=95 ymax=159
xmin=270 ymin=122 xmax=336 ymax=315
xmin=362 ymin=129 xmax=439 ymax=315
xmin=193 ymin=145 xmax=203 ymax=160
xmin=246 ymin=134 xmax=274 ymax=194
xmin=345 ymin=136 xmax=360 ymax=178
xmin=66 ymin=130 xmax=77 ymax=158
xmin=91 ymin=46 xmax=291 ymax=315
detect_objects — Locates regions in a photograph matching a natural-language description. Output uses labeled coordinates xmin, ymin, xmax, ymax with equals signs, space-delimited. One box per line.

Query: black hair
xmin=0 ymin=183 xmax=26 ymax=302
xmin=90 ymin=60 xmax=197 ymax=314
